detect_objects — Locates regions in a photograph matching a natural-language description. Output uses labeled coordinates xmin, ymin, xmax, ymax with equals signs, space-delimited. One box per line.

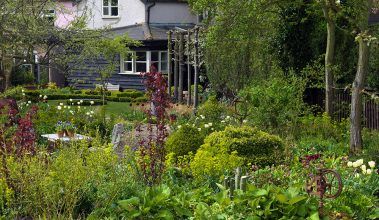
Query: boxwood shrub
xmin=166 ymin=125 xmax=205 ymax=158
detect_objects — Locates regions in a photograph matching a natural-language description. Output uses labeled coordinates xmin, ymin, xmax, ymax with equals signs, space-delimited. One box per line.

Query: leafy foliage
xmin=166 ymin=125 xmax=204 ymax=158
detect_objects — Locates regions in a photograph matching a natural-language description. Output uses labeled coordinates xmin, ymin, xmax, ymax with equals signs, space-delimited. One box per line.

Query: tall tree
xmin=318 ymin=0 xmax=341 ymax=115
xmin=349 ymin=0 xmax=376 ymax=154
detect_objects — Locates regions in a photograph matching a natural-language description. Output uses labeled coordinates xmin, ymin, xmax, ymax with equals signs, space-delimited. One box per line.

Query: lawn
xmin=47 ymin=100 xmax=137 ymax=116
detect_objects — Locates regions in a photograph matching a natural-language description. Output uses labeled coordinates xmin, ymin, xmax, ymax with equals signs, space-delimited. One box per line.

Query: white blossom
xmin=368 ymin=161 xmax=375 ymax=168
xmin=57 ymin=106 xmax=62 ymax=110
xmin=366 ymin=169 xmax=372 ymax=175
xmin=198 ymin=128 xmax=201 ymax=131
xmin=243 ymin=119 xmax=248 ymax=123
xmin=178 ymin=125 xmax=182 ymax=129
xmin=43 ymin=95 xmax=48 ymax=99
xmin=28 ymin=101 xmax=31 ymax=104
xmin=69 ymin=99 xmax=73 ymax=102
xmin=204 ymin=124 xmax=209 ymax=128
xmin=361 ymin=165 xmax=366 ymax=171
xmin=90 ymin=101 xmax=95 ymax=105
xmin=347 ymin=161 xmax=353 ymax=167
xmin=60 ymin=103 xmax=64 ymax=106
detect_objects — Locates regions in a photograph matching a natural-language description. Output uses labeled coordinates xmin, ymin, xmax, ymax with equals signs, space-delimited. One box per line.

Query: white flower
xmin=243 ymin=119 xmax=248 ymax=123
xmin=90 ymin=111 xmax=94 ymax=114
xmin=356 ymin=159 xmax=364 ymax=166
xmin=77 ymin=102 xmax=81 ymax=105
xmin=57 ymin=106 xmax=62 ymax=110
xmin=178 ymin=125 xmax=182 ymax=129
xmin=69 ymin=99 xmax=73 ymax=102
xmin=366 ymin=169 xmax=372 ymax=175
xmin=200 ymin=115 xmax=205 ymax=119
xmin=90 ymin=101 xmax=94 ymax=105
xmin=368 ymin=161 xmax=375 ymax=168
xmin=22 ymin=89 xmax=25 ymax=93
xmin=361 ymin=165 xmax=366 ymax=171
xmin=26 ymin=104 xmax=29 ymax=107
xmin=362 ymin=169 xmax=367 ymax=174
xmin=204 ymin=124 xmax=209 ymax=128
xmin=211 ymin=128 xmax=214 ymax=131
xmin=78 ymin=106 xmax=81 ymax=109
xmin=64 ymin=106 xmax=67 ymax=109
xmin=68 ymin=106 xmax=71 ymax=109
xmin=192 ymin=124 xmax=195 ymax=127
xmin=353 ymin=161 xmax=359 ymax=168
xmin=208 ymin=123 xmax=213 ymax=127
xmin=86 ymin=112 xmax=90 ymax=115
xmin=69 ymin=110 xmax=74 ymax=115
xmin=43 ymin=95 xmax=47 ymax=99
xmin=60 ymin=103 xmax=63 ymax=106
xmin=198 ymin=128 xmax=201 ymax=131
xmin=39 ymin=94 xmax=42 ymax=98
xmin=22 ymin=93 xmax=25 ymax=96
xmin=347 ymin=161 xmax=353 ymax=167
xmin=256 ymin=205 xmax=261 ymax=209
xmin=226 ymin=116 xmax=230 ymax=120
xmin=28 ymin=101 xmax=31 ymax=104
xmin=221 ymin=120 xmax=225 ymax=123
xmin=80 ymin=100 xmax=83 ymax=103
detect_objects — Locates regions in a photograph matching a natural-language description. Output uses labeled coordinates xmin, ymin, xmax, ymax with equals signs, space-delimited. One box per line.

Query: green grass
xmin=47 ymin=100 xmax=139 ymax=117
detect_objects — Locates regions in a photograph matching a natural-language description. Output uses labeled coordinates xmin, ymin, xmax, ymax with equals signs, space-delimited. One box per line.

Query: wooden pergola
xmin=167 ymin=26 xmax=201 ymax=109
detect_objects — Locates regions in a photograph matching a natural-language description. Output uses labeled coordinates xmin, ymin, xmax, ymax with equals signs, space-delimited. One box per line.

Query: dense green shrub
xmin=239 ymin=75 xmax=307 ymax=135
xmin=133 ymin=96 xmax=148 ymax=103
xmin=0 ymin=86 xmax=24 ymax=100
xmin=166 ymin=125 xmax=204 ymax=157
xmin=116 ymin=90 xmax=144 ymax=98
xmin=362 ymin=129 xmax=379 ymax=162
xmin=196 ymin=96 xmax=229 ymax=123
xmin=191 ymin=126 xmax=284 ymax=182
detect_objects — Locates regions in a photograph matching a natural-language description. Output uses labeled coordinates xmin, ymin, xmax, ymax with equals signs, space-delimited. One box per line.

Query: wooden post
xmin=178 ymin=32 xmax=184 ymax=103
xmin=240 ymin=176 xmax=248 ymax=192
xmin=187 ymin=30 xmax=192 ymax=106
xmin=235 ymin=167 xmax=241 ymax=190
xmin=174 ymin=31 xmax=179 ymax=101
xmin=224 ymin=177 xmax=229 ymax=189
xmin=167 ymin=31 xmax=172 ymax=97
xmin=193 ymin=27 xmax=199 ymax=109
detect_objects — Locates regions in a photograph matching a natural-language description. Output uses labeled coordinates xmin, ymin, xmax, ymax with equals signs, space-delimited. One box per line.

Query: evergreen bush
xmin=166 ymin=125 xmax=204 ymax=157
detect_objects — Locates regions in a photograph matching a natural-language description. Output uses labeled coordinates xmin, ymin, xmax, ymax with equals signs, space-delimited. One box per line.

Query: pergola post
xmin=193 ymin=27 xmax=200 ymax=109
xmin=187 ymin=30 xmax=192 ymax=106
xmin=173 ymin=31 xmax=179 ymax=101
xmin=167 ymin=31 xmax=172 ymax=97
xmin=178 ymin=32 xmax=184 ymax=103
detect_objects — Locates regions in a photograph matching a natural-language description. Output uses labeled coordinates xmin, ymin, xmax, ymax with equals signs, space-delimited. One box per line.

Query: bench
xmin=96 ymin=83 xmax=120 ymax=91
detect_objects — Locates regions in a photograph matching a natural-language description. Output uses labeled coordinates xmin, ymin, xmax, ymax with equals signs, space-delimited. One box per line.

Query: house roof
xmin=111 ymin=23 xmax=195 ymax=41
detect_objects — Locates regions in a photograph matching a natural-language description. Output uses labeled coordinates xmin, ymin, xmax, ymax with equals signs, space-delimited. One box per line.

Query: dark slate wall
xmin=67 ymin=55 xmax=145 ymax=91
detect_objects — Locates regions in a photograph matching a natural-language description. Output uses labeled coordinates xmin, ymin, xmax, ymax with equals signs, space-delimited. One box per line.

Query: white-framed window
xmin=120 ymin=51 xmax=169 ymax=74
xmin=103 ymin=0 xmax=118 ymax=17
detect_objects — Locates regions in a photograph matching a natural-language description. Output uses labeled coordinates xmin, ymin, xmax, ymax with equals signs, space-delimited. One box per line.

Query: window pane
xmin=136 ymin=63 xmax=146 ymax=72
xmin=103 ymin=0 xmax=109 ymax=6
xmin=125 ymin=53 xmax=133 ymax=61
xmin=151 ymin=52 xmax=159 ymax=61
xmin=160 ymin=52 xmax=168 ymax=61
xmin=124 ymin=62 xmax=132 ymax=72
xmin=161 ymin=62 xmax=168 ymax=72
xmin=136 ymin=52 xmax=146 ymax=61
xmin=103 ymin=7 xmax=109 ymax=16
xmin=111 ymin=7 xmax=118 ymax=16
xmin=111 ymin=0 xmax=118 ymax=6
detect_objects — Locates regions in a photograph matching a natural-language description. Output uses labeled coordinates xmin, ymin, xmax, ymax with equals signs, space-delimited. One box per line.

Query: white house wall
xmin=149 ymin=2 xmax=197 ymax=24
xmin=78 ymin=0 xmax=146 ymax=29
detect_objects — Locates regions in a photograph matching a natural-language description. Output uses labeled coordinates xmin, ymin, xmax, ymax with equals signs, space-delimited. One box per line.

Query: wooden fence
xmin=305 ymin=88 xmax=379 ymax=130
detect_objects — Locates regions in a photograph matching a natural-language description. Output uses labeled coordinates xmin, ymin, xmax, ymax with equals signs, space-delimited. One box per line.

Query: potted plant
xmin=64 ymin=121 xmax=76 ymax=138
xmin=55 ymin=121 xmax=65 ymax=138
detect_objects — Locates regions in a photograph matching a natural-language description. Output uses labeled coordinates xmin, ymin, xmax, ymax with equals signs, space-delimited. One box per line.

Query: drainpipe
xmin=144 ymin=0 xmax=156 ymax=40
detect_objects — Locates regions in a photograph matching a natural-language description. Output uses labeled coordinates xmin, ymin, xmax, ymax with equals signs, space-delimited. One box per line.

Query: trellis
xmin=167 ymin=26 xmax=202 ymax=108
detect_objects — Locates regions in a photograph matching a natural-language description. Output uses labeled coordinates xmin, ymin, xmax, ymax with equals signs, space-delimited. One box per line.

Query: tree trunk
xmin=3 ymin=57 xmax=13 ymax=90
xmin=324 ymin=19 xmax=336 ymax=116
xmin=350 ymin=38 xmax=370 ymax=155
